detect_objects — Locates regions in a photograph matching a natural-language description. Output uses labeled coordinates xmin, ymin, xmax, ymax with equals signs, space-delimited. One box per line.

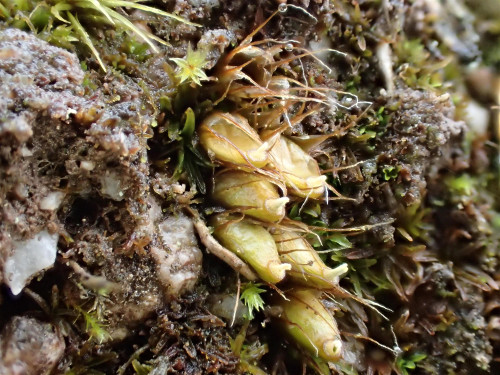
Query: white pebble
xmin=4 ymin=231 xmax=59 ymax=295
xmin=40 ymin=191 xmax=65 ymax=211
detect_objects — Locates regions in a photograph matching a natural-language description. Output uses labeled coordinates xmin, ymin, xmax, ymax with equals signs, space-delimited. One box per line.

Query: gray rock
xmin=0 ymin=316 xmax=65 ymax=375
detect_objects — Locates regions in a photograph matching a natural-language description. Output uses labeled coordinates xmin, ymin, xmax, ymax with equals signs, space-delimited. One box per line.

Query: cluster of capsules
xmin=196 ymin=8 xmax=351 ymax=361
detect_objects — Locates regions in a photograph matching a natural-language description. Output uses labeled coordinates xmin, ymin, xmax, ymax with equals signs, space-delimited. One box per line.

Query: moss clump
xmin=0 ymin=0 xmax=197 ymax=71
xmin=1 ymin=0 xmax=500 ymax=374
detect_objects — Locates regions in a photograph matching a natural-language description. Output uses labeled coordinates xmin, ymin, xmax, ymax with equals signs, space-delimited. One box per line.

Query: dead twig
xmin=190 ymin=211 xmax=258 ymax=281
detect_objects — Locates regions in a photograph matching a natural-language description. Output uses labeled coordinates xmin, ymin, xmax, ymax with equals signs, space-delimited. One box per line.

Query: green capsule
xmin=274 ymin=289 xmax=342 ymax=362
xmin=272 ymin=230 xmax=348 ymax=289
xmin=265 ymin=134 xmax=327 ymax=199
xmin=211 ymin=215 xmax=291 ymax=283
xmin=199 ymin=112 xmax=272 ymax=168
xmin=212 ymin=171 xmax=289 ymax=223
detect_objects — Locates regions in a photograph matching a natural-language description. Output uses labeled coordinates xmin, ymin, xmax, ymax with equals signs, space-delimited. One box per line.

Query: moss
xmin=1 ymin=0 xmax=499 ymax=374
xmin=0 ymin=0 xmax=196 ymax=71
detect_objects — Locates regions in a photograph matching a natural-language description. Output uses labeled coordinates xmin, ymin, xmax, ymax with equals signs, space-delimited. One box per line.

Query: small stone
xmin=0 ymin=316 xmax=65 ymax=375
xmin=4 ymin=231 xmax=59 ymax=295
xmin=39 ymin=191 xmax=65 ymax=211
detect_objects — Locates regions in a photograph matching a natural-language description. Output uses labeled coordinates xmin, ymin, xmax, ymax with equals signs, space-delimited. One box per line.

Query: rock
xmin=0 ymin=28 xmax=86 ymax=121
xmin=0 ymin=316 xmax=65 ymax=375
xmin=39 ymin=192 xmax=66 ymax=211
xmin=3 ymin=231 xmax=59 ymax=295
xmin=100 ymin=172 xmax=125 ymax=201
xmin=151 ymin=213 xmax=203 ymax=298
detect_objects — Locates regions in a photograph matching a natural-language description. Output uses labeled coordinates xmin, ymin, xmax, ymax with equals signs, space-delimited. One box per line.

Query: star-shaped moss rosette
xmin=170 ymin=44 xmax=210 ymax=86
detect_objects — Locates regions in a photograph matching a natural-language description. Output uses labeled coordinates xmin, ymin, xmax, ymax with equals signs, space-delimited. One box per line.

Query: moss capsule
xmin=274 ymin=289 xmax=342 ymax=362
xmin=212 ymin=171 xmax=289 ymax=223
xmin=272 ymin=230 xmax=348 ymax=289
xmin=219 ymin=45 xmax=274 ymax=86
xmin=199 ymin=111 xmax=272 ymax=168
xmin=265 ymin=134 xmax=326 ymax=199
xmin=228 ymin=76 xmax=291 ymax=101
xmin=211 ymin=215 xmax=291 ymax=283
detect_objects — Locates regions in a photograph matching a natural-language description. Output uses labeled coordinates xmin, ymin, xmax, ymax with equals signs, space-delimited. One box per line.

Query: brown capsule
xmin=272 ymin=230 xmax=348 ymax=289
xmin=227 ymin=76 xmax=291 ymax=101
xmin=273 ymin=289 xmax=342 ymax=362
xmin=212 ymin=171 xmax=289 ymax=223
xmin=219 ymin=45 xmax=274 ymax=86
xmin=199 ymin=112 xmax=272 ymax=168
xmin=211 ymin=215 xmax=291 ymax=283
